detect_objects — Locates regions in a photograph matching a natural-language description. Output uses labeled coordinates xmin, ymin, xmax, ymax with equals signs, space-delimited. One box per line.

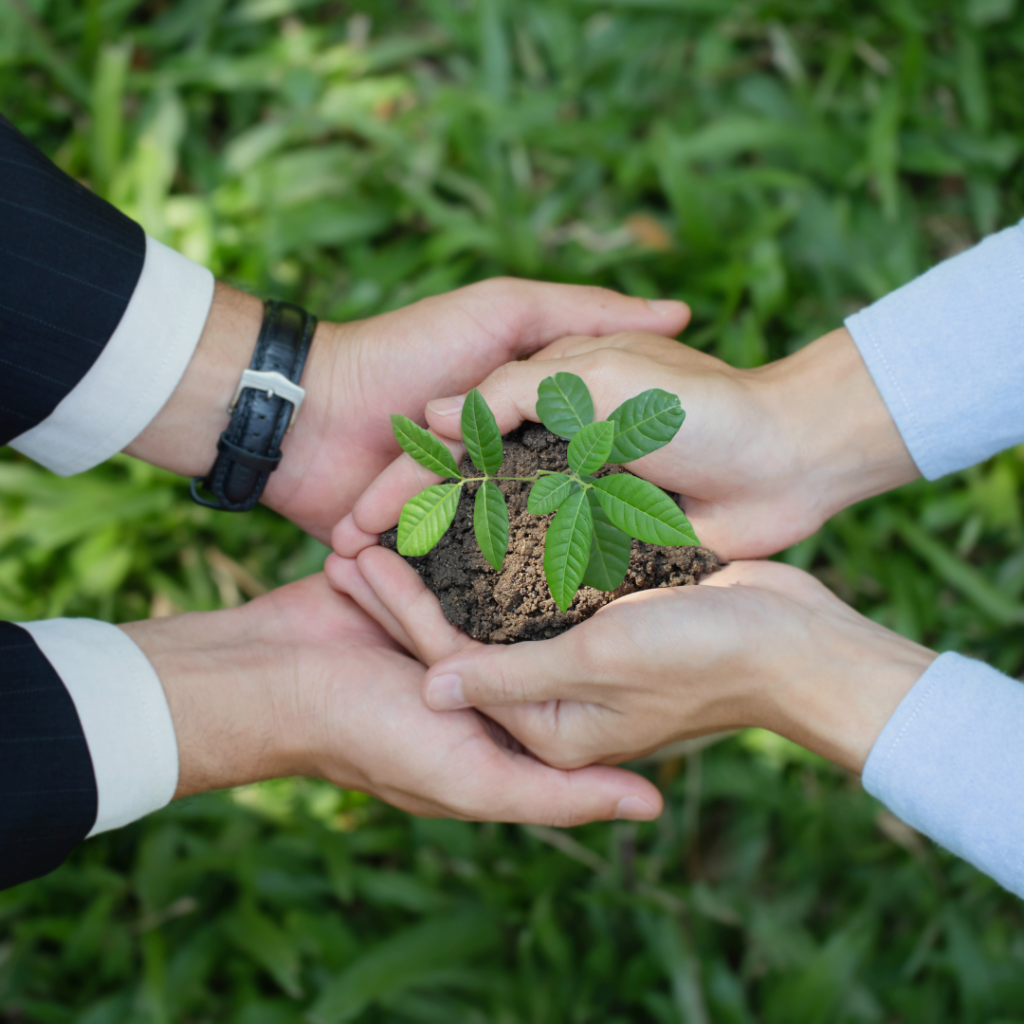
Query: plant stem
xmin=457 ymin=469 xmax=585 ymax=485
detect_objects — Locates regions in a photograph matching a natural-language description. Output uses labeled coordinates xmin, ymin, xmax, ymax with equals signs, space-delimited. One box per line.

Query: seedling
xmin=391 ymin=373 xmax=699 ymax=612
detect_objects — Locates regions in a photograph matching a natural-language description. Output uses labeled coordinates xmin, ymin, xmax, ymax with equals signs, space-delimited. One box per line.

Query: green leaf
xmin=397 ymin=484 xmax=462 ymax=556
xmin=606 ymin=389 xmax=685 ymax=463
xmin=543 ymin=487 xmax=593 ymax=612
xmin=223 ymin=903 xmax=303 ymax=999
xmin=592 ymin=475 xmax=700 ymax=546
xmin=527 ymin=473 xmax=577 ymax=514
xmin=474 ymin=480 xmax=509 ymax=571
xmin=536 ymin=372 xmax=594 ymax=439
xmin=567 ymin=420 xmax=615 ymax=475
xmin=309 ymin=910 xmax=498 ymax=1024
xmin=581 ymin=491 xmax=631 ymax=591
xmin=462 ymin=388 xmax=503 ymax=475
xmin=391 ymin=414 xmax=461 ymax=478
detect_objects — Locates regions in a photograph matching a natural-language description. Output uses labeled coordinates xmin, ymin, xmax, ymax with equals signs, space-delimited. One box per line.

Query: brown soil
xmin=381 ymin=423 xmax=721 ymax=643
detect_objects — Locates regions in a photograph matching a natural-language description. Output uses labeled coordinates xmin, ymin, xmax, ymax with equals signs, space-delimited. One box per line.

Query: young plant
xmin=391 ymin=374 xmax=699 ymax=612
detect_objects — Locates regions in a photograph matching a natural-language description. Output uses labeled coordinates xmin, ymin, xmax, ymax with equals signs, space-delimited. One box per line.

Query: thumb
xmin=423 ymin=629 xmax=598 ymax=711
xmin=448 ymin=278 xmax=689 ymax=359
xmin=480 ymin=755 xmax=663 ymax=825
xmin=424 ymin=357 xmax=554 ymax=440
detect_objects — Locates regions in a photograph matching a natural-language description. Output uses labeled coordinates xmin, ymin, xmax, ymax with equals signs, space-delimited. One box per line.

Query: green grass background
xmin=3 ymin=0 xmax=1024 ymax=1020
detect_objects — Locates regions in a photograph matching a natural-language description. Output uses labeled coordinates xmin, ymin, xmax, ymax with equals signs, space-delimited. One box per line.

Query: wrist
xmin=756 ymin=327 xmax=920 ymax=521
xmin=119 ymin=605 xmax=308 ymax=798
xmin=124 ymin=282 xmax=263 ymax=477
xmin=759 ymin=610 xmax=937 ymax=775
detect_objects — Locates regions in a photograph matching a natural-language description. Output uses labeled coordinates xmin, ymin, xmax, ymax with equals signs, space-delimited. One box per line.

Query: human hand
xmin=325 ymin=548 xmax=936 ymax=775
xmin=334 ymin=326 xmax=919 ymax=561
xmin=127 ymin=280 xmax=690 ymax=543
xmin=120 ymin=572 xmax=662 ymax=824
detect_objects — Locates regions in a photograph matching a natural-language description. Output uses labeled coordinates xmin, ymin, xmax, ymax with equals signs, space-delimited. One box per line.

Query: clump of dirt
xmin=381 ymin=423 xmax=721 ymax=643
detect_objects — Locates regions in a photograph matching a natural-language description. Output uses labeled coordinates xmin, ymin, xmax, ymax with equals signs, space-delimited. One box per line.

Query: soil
xmin=381 ymin=423 xmax=721 ymax=643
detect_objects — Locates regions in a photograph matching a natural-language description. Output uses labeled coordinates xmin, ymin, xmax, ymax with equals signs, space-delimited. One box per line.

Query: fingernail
xmin=646 ymin=299 xmax=684 ymax=316
xmin=616 ymin=796 xmax=657 ymax=821
xmin=426 ymin=673 xmax=468 ymax=710
xmin=427 ymin=395 xmax=465 ymax=417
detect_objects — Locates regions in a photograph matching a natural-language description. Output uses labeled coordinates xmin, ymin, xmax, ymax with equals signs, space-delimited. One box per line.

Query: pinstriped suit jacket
xmin=1 ymin=112 xmax=145 ymax=889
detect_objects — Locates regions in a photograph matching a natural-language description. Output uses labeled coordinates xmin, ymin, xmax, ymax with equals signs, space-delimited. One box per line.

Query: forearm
xmin=844 ymin=218 xmax=1024 ymax=480
xmin=119 ymin=606 xmax=305 ymax=799
xmin=862 ymin=652 xmax=1024 ymax=898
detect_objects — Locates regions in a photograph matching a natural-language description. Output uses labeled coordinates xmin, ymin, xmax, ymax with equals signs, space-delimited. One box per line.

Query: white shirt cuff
xmin=10 ymin=235 xmax=215 ymax=476
xmin=18 ymin=618 xmax=179 ymax=836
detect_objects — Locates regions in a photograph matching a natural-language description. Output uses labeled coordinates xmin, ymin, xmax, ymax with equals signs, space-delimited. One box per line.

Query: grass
xmin=2 ymin=0 xmax=1024 ymax=1020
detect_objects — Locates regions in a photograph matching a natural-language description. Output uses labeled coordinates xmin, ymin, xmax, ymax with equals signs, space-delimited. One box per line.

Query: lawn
xmin=2 ymin=1 xmax=1024 ymax=1021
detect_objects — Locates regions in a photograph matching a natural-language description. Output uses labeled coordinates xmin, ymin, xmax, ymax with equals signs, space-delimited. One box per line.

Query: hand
xmin=325 ymin=548 xmax=936 ymax=775
xmin=126 ymin=280 xmax=690 ymax=542
xmin=334 ymin=326 xmax=919 ymax=561
xmin=120 ymin=572 xmax=662 ymax=825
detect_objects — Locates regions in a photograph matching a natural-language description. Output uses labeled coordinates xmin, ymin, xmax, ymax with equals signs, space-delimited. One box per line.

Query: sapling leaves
xmin=581 ymin=491 xmax=631 ymax=591
xmin=390 ymin=415 xmax=462 ymax=478
xmin=462 ymin=388 xmax=503 ymax=475
xmin=567 ymin=420 xmax=615 ymax=475
xmin=528 ymin=473 xmax=576 ymax=514
xmin=536 ymin=373 xmax=594 ymax=439
xmin=544 ymin=487 xmax=593 ymax=612
xmin=606 ymin=389 xmax=685 ymax=464
xmin=395 ymin=377 xmax=695 ymax=611
xmin=398 ymin=483 xmax=462 ymax=556
xmin=474 ymin=480 xmax=510 ymax=571
xmin=591 ymin=475 xmax=700 ymax=547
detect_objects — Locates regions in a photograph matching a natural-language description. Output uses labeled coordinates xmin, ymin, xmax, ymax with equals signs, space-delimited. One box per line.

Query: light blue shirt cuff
xmin=845 ymin=218 xmax=1024 ymax=481
xmin=863 ymin=652 xmax=1024 ymax=898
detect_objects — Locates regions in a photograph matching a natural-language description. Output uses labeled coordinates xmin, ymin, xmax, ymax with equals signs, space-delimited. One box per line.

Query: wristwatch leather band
xmin=190 ymin=300 xmax=316 ymax=512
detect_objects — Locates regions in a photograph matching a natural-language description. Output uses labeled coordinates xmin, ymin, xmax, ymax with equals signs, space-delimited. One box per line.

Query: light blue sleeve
xmin=862 ymin=653 xmax=1024 ymax=898
xmin=844 ymin=217 xmax=1024 ymax=481
xmin=845 ymin=223 xmax=1024 ymax=896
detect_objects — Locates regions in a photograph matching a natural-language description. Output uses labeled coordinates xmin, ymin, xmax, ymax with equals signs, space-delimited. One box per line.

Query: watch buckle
xmin=229 ymin=369 xmax=306 ymax=431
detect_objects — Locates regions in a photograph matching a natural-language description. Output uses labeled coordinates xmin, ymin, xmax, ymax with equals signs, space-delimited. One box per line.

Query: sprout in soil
xmin=391 ymin=373 xmax=700 ymax=612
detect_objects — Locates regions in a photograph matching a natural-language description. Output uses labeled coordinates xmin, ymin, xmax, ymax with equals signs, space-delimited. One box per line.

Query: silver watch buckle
xmin=229 ymin=369 xmax=306 ymax=432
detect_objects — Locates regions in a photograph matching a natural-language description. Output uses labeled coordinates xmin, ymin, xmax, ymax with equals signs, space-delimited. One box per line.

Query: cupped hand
xmin=325 ymin=548 xmax=935 ymax=776
xmin=124 ymin=572 xmax=662 ymax=825
xmin=261 ymin=280 xmax=690 ymax=542
xmin=333 ymin=326 xmax=919 ymax=561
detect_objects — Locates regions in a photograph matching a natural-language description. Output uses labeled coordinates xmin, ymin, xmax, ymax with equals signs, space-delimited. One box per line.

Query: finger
xmin=349 ymin=438 xmax=467 ymax=538
xmin=423 ymin=357 xmax=591 ymax=440
xmin=465 ymin=744 xmax=663 ymax=825
xmin=331 ymin=513 xmax=379 ymax=559
xmin=528 ymin=331 xmax=685 ymax=364
xmin=449 ymin=278 xmax=690 ymax=359
xmin=527 ymin=334 xmax=601 ymax=362
xmin=356 ymin=545 xmax=478 ymax=666
xmin=422 ymin=625 xmax=597 ymax=711
xmin=323 ymin=552 xmax=423 ymax=656
xmin=425 ymin=346 xmax=662 ymax=442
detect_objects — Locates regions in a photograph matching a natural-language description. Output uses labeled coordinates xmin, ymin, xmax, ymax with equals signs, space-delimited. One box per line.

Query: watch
xmin=190 ymin=299 xmax=316 ymax=512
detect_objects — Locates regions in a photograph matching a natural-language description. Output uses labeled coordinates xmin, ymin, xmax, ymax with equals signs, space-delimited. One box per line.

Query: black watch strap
xmin=190 ymin=300 xmax=316 ymax=512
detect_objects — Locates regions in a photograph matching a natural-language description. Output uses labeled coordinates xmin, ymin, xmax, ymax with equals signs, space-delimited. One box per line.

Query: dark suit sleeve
xmin=0 ymin=110 xmax=145 ymax=445
xmin=1 ymin=113 xmax=146 ymax=888
xmin=0 ymin=623 xmax=98 ymax=890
